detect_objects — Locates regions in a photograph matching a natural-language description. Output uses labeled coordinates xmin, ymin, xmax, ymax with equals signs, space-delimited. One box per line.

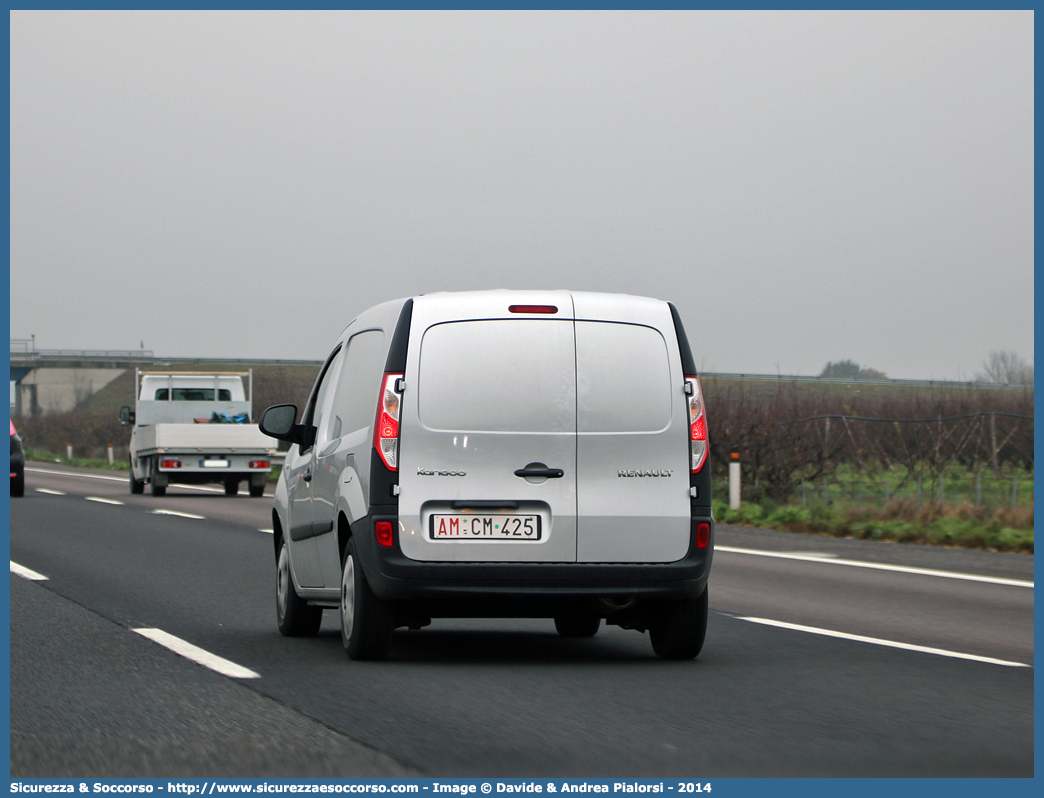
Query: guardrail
xmin=11 ymin=348 xmax=155 ymax=360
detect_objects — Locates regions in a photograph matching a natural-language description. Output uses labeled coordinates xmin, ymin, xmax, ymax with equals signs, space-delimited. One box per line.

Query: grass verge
xmin=714 ymin=498 xmax=1033 ymax=554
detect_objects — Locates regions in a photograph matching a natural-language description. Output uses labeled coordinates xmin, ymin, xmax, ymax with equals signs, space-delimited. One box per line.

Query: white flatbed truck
xmin=120 ymin=371 xmax=278 ymax=497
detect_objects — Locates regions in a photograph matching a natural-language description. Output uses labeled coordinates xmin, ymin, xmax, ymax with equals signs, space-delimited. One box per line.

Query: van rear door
xmin=397 ymin=293 xmax=578 ymax=563
xmin=573 ymin=295 xmax=691 ymax=563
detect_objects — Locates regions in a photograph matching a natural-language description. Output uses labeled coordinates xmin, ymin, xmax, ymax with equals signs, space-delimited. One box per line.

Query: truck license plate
xmin=430 ymin=514 xmax=541 ymax=541
xmin=200 ymin=459 xmax=230 ymax=468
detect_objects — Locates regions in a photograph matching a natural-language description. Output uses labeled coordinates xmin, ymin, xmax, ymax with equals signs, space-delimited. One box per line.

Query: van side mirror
xmin=119 ymin=406 xmax=135 ymax=426
xmin=259 ymin=404 xmax=306 ymax=445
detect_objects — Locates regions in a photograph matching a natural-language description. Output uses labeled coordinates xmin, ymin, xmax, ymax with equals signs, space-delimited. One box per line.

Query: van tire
xmin=649 ymin=586 xmax=708 ymax=660
xmin=340 ymin=539 xmax=394 ymax=661
xmin=11 ymin=473 xmax=24 ymax=497
xmin=554 ymin=613 xmax=600 ymax=638
xmin=276 ymin=540 xmax=322 ymax=637
xmin=224 ymin=479 xmax=239 ymax=496
xmin=150 ymin=483 xmax=166 ymax=497
xmin=249 ymin=483 xmax=265 ymax=498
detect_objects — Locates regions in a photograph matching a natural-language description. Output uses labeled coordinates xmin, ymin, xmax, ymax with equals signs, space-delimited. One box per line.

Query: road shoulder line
xmin=715 ymin=545 xmax=1034 ymax=588
xmin=737 ymin=615 xmax=1031 ymax=668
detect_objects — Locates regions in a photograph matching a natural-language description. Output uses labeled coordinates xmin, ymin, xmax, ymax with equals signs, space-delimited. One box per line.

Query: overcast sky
xmin=9 ymin=10 xmax=1034 ymax=379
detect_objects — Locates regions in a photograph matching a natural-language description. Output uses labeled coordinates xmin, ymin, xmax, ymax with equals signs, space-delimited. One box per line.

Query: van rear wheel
xmin=224 ymin=479 xmax=239 ymax=496
xmin=340 ymin=539 xmax=394 ymax=661
xmin=649 ymin=586 xmax=708 ymax=660
xmin=276 ymin=540 xmax=322 ymax=637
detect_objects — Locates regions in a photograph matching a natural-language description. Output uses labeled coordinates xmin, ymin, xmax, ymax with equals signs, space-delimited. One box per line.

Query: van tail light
xmin=373 ymin=372 xmax=404 ymax=471
xmin=160 ymin=460 xmax=182 ymax=469
xmin=249 ymin=460 xmax=270 ymax=469
xmin=696 ymin=522 xmax=711 ymax=549
xmin=686 ymin=375 xmax=708 ymax=473
xmin=375 ymin=520 xmax=394 ymax=547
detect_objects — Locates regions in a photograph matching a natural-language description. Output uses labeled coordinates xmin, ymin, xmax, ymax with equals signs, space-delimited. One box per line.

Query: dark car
xmin=10 ymin=420 xmax=25 ymax=497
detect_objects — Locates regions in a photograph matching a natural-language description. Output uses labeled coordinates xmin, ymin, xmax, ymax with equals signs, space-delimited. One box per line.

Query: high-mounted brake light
xmin=686 ymin=375 xmax=708 ymax=473
xmin=373 ymin=372 xmax=404 ymax=471
xmin=508 ymin=305 xmax=558 ymax=314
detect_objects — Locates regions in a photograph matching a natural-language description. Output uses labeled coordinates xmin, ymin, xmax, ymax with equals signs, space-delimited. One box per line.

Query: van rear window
xmin=575 ymin=322 xmax=671 ymax=433
xmin=418 ymin=320 xmax=576 ymax=433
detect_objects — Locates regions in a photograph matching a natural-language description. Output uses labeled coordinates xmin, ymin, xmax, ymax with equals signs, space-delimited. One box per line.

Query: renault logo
xmin=618 ymin=469 xmax=673 ymax=477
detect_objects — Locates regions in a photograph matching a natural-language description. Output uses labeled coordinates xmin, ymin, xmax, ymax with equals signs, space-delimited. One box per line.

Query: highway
xmin=9 ymin=464 xmax=1034 ymax=778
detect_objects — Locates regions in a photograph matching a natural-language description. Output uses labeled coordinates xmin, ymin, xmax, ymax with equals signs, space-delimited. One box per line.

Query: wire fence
xmin=790 ymin=474 xmax=1032 ymax=511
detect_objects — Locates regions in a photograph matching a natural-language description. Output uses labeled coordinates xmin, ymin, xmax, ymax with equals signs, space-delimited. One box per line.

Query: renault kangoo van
xmin=260 ymin=291 xmax=713 ymax=660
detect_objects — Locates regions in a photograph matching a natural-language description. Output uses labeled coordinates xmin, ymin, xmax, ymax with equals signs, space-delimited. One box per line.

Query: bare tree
xmin=976 ymin=351 xmax=1033 ymax=386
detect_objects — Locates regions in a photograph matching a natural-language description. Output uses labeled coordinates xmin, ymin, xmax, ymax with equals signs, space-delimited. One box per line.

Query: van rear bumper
xmin=353 ymin=514 xmax=714 ymax=606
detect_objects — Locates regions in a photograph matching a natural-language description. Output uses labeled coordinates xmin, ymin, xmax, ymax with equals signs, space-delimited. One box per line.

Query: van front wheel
xmin=340 ymin=539 xmax=394 ymax=661
xmin=649 ymin=586 xmax=708 ymax=660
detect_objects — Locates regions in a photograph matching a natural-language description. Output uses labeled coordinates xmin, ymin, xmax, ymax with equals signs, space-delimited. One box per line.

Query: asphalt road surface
xmin=9 ymin=464 xmax=1034 ymax=778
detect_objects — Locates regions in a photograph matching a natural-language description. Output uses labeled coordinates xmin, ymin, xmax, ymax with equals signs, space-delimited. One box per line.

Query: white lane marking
xmin=737 ymin=616 xmax=1032 ymax=668
xmin=132 ymin=628 xmax=260 ymax=679
xmin=35 ymin=488 xmax=66 ymax=495
xmin=715 ymin=546 xmax=1034 ymax=588
xmin=85 ymin=496 xmax=125 ymax=506
xmin=151 ymin=509 xmax=206 ymax=520
xmin=258 ymin=528 xmax=274 ymax=534
xmin=11 ymin=561 xmax=48 ymax=581
xmin=25 ymin=468 xmax=228 ymax=493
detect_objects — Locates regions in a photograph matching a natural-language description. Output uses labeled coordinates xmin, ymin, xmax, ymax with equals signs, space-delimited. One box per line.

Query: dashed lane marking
xmin=715 ymin=546 xmax=1033 ymax=588
xmin=85 ymin=496 xmax=125 ymax=506
xmin=11 ymin=561 xmax=48 ymax=581
xmin=35 ymin=488 xmax=65 ymax=495
xmin=737 ymin=616 xmax=1032 ymax=668
xmin=132 ymin=628 xmax=260 ymax=679
xmin=151 ymin=509 xmax=206 ymax=520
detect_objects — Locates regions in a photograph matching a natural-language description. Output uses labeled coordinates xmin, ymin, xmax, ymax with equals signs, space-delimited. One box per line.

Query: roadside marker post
xmin=107 ymin=443 xmax=114 ymax=466
xmin=729 ymin=450 xmax=741 ymax=510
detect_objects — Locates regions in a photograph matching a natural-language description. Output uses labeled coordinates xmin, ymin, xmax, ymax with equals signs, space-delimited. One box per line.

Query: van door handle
xmin=514 ymin=467 xmax=564 ymax=479
xmin=302 ymin=471 xmax=312 ymax=482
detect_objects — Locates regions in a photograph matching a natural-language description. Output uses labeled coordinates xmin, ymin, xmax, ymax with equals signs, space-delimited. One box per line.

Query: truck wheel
xmin=649 ymin=586 xmax=708 ymax=661
xmin=129 ymin=463 xmax=144 ymax=495
xmin=11 ymin=473 xmax=24 ymax=497
xmin=276 ymin=540 xmax=322 ymax=637
xmin=249 ymin=483 xmax=265 ymax=498
xmin=340 ymin=538 xmax=394 ymax=660
xmin=554 ymin=612 xmax=600 ymax=638
xmin=150 ymin=482 xmax=166 ymax=497
xmin=224 ymin=479 xmax=239 ymax=496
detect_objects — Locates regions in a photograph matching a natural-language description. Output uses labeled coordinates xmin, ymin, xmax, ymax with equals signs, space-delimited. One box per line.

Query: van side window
xmin=302 ymin=344 xmax=344 ymax=451
xmin=328 ymin=330 xmax=386 ymax=441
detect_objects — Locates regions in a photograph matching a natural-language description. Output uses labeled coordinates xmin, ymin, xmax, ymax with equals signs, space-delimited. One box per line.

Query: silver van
xmin=260 ymin=291 xmax=713 ymax=660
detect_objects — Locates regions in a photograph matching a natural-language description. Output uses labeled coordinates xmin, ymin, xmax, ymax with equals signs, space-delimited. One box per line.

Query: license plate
xmin=200 ymin=459 xmax=230 ymax=468
xmin=430 ymin=514 xmax=542 ymax=541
